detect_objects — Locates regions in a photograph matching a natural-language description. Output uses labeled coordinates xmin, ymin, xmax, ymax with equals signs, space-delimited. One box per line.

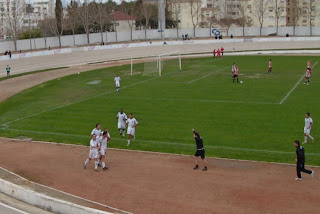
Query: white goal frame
xmin=158 ymin=51 xmax=181 ymax=76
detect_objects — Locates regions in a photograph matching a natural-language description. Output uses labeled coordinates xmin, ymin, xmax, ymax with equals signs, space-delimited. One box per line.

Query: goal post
xmin=130 ymin=51 xmax=181 ymax=77
xmin=158 ymin=51 xmax=181 ymax=76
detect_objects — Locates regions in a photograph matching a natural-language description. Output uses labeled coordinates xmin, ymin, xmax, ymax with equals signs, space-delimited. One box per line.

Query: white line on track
xmin=0 ymin=203 xmax=29 ymax=214
xmin=0 ymin=167 xmax=132 ymax=214
xmin=2 ymin=128 xmax=320 ymax=156
xmin=279 ymin=61 xmax=318 ymax=104
xmin=188 ymin=67 xmax=229 ymax=84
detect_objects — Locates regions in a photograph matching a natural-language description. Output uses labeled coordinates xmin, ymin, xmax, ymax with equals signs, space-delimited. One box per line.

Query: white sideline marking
xmin=101 ymin=96 xmax=278 ymax=105
xmin=1 ymin=137 xmax=320 ymax=168
xmin=188 ymin=67 xmax=229 ymax=84
xmin=0 ymin=167 xmax=132 ymax=214
xmin=0 ymin=203 xmax=29 ymax=214
xmin=2 ymin=128 xmax=320 ymax=156
xmin=279 ymin=61 xmax=318 ymax=104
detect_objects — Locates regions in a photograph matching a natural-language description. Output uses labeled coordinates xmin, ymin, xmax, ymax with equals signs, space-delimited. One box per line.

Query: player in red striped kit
xmin=232 ymin=63 xmax=239 ymax=83
xmin=307 ymin=60 xmax=312 ymax=72
xmin=304 ymin=68 xmax=311 ymax=85
xmin=213 ymin=49 xmax=216 ymax=58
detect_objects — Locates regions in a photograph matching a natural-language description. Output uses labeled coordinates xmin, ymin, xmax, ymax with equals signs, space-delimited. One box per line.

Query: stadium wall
xmin=0 ymin=26 xmax=320 ymax=52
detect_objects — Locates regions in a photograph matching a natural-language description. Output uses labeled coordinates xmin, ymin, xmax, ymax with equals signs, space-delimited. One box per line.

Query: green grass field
xmin=0 ymin=55 xmax=319 ymax=165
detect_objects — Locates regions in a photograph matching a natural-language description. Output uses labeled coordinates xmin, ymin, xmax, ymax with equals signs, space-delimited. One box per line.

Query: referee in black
xmin=294 ymin=140 xmax=314 ymax=181
xmin=192 ymin=128 xmax=207 ymax=171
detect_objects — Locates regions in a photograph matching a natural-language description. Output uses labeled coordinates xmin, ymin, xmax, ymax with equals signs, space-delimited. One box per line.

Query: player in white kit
xmin=91 ymin=124 xmax=101 ymax=136
xmin=126 ymin=113 xmax=138 ymax=146
xmin=303 ymin=112 xmax=314 ymax=144
xmin=83 ymin=134 xmax=100 ymax=171
xmin=97 ymin=131 xmax=110 ymax=170
xmin=117 ymin=109 xmax=127 ymax=137
xmin=114 ymin=74 xmax=121 ymax=92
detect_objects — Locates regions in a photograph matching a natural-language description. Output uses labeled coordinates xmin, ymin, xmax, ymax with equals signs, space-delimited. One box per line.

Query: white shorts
xmin=306 ymin=74 xmax=311 ymax=78
xmin=89 ymin=149 xmax=99 ymax=159
xmin=118 ymin=123 xmax=126 ymax=129
xmin=100 ymin=147 xmax=107 ymax=156
xmin=115 ymin=82 xmax=120 ymax=87
xmin=304 ymin=127 xmax=311 ymax=135
xmin=127 ymin=127 xmax=135 ymax=136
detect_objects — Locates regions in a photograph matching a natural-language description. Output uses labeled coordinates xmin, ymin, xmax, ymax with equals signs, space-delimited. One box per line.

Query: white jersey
xmin=114 ymin=76 xmax=121 ymax=83
xmin=91 ymin=128 xmax=101 ymax=136
xmin=126 ymin=118 xmax=138 ymax=128
xmin=117 ymin=112 xmax=127 ymax=125
xmin=90 ymin=139 xmax=99 ymax=150
xmin=98 ymin=134 xmax=110 ymax=149
xmin=305 ymin=117 xmax=313 ymax=129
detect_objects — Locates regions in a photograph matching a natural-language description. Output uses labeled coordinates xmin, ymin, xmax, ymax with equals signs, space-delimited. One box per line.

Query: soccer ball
xmin=77 ymin=72 xmax=80 ymax=75
xmin=240 ymin=81 xmax=243 ymax=84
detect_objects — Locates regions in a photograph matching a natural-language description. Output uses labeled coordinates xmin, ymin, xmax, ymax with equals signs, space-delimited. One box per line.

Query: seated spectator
xmin=231 ymin=34 xmax=234 ymax=39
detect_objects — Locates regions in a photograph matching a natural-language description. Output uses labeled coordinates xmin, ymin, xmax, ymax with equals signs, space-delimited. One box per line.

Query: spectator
xmin=213 ymin=49 xmax=216 ymax=58
xmin=48 ymin=46 xmax=51 ymax=50
xmin=4 ymin=50 xmax=7 ymax=55
xmin=19 ymin=50 xmax=22 ymax=53
xmin=215 ymin=36 xmax=218 ymax=40
xmin=286 ymin=33 xmax=289 ymax=37
xmin=231 ymin=34 xmax=234 ymax=39
xmin=182 ymin=35 xmax=185 ymax=40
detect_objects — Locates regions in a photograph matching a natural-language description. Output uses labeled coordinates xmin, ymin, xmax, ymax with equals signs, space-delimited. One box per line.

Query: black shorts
xmin=195 ymin=149 xmax=205 ymax=159
xmin=232 ymin=75 xmax=238 ymax=78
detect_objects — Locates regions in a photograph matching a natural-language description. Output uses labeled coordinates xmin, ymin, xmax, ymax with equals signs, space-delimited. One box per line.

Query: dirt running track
xmin=0 ymin=139 xmax=319 ymax=214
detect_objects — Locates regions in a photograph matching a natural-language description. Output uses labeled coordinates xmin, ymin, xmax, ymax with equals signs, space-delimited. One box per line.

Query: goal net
xmin=130 ymin=51 xmax=181 ymax=77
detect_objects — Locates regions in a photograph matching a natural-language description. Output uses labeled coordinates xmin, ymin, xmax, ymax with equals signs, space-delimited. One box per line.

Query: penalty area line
xmin=188 ymin=67 xmax=229 ymax=84
xmin=279 ymin=61 xmax=318 ymax=104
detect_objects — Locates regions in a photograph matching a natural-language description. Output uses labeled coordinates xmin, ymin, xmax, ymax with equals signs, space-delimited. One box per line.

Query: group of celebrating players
xmin=83 ymin=109 xmax=138 ymax=172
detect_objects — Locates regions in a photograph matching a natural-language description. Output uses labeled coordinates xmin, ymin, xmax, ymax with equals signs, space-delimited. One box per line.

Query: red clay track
xmin=0 ymin=139 xmax=319 ymax=214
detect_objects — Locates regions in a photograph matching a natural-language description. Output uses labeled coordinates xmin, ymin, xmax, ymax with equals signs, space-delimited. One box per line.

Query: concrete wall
xmin=1 ymin=26 xmax=320 ymax=52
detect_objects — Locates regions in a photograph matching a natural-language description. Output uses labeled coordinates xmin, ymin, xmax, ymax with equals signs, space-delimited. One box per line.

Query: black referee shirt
xmin=195 ymin=137 xmax=204 ymax=150
xmin=296 ymin=146 xmax=305 ymax=163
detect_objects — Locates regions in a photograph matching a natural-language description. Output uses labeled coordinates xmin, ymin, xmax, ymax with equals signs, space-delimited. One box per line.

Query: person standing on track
xmin=6 ymin=65 xmax=10 ymax=76
xmin=303 ymin=112 xmax=314 ymax=144
xmin=83 ymin=134 xmax=100 ymax=172
xmin=221 ymin=47 xmax=224 ymax=56
xmin=192 ymin=128 xmax=207 ymax=171
xmin=213 ymin=49 xmax=216 ymax=58
xmin=294 ymin=140 xmax=314 ymax=181
xmin=98 ymin=131 xmax=110 ymax=170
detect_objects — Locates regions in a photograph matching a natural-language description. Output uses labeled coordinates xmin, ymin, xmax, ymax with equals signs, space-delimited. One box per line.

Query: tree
xmin=140 ymin=1 xmax=156 ymax=40
xmin=78 ymin=0 xmax=94 ymax=44
xmin=49 ymin=3 xmax=65 ymax=47
xmin=170 ymin=0 xmax=181 ymax=39
xmin=238 ymin=0 xmax=252 ymax=36
xmin=253 ymin=0 xmax=268 ymax=36
xmin=305 ymin=0 xmax=320 ymax=36
xmin=188 ymin=0 xmax=202 ymax=38
xmin=66 ymin=0 xmax=80 ymax=46
xmin=55 ymin=0 xmax=63 ymax=38
xmin=271 ymin=0 xmax=285 ymax=35
xmin=203 ymin=2 xmax=219 ymax=37
xmin=4 ymin=0 xmax=25 ymax=51
xmin=38 ymin=14 xmax=50 ymax=49
xmin=291 ymin=0 xmax=302 ymax=36
xmin=218 ymin=1 xmax=235 ymax=36
xmin=119 ymin=0 xmax=137 ymax=41
xmin=92 ymin=0 xmax=111 ymax=43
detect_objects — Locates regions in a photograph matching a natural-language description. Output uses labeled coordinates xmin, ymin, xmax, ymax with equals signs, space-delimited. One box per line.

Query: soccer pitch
xmin=0 ymin=55 xmax=319 ymax=165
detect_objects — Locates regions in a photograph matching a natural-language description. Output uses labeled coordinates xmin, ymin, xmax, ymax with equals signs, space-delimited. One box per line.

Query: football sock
xmin=309 ymin=135 xmax=314 ymax=140
xmin=127 ymin=140 xmax=130 ymax=145
xmin=102 ymin=162 xmax=106 ymax=168
xmin=304 ymin=136 xmax=308 ymax=142
xmin=95 ymin=160 xmax=99 ymax=170
xmin=84 ymin=159 xmax=89 ymax=166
